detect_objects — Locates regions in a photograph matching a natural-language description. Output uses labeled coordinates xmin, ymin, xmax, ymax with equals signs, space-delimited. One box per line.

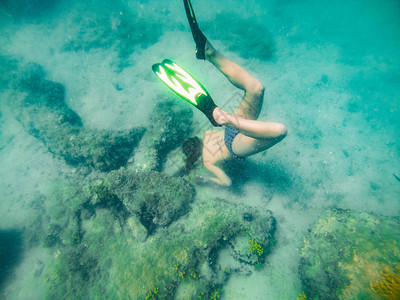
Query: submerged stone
xmin=18 ymin=62 xmax=82 ymax=126
xmin=134 ymin=99 xmax=193 ymax=172
xmin=299 ymin=209 xmax=400 ymax=299
xmin=105 ymin=167 xmax=195 ymax=232
xmin=42 ymin=172 xmax=276 ymax=300
xmin=15 ymin=62 xmax=146 ymax=172
xmin=228 ymin=205 xmax=275 ymax=266
xmin=24 ymin=112 xmax=145 ymax=172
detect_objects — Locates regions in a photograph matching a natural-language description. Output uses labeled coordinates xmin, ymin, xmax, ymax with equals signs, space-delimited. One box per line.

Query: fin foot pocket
xmin=194 ymin=30 xmax=207 ymax=60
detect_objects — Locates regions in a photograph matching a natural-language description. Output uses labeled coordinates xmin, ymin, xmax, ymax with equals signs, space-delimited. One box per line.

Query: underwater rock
xmin=100 ymin=195 xmax=275 ymax=299
xmin=299 ymin=209 xmax=400 ymax=299
xmin=105 ymin=167 xmax=195 ymax=233
xmin=163 ymin=146 xmax=188 ymax=177
xmin=15 ymin=62 xmax=146 ymax=172
xmin=20 ymin=108 xmax=145 ymax=172
xmin=43 ymin=224 xmax=63 ymax=248
xmin=227 ymin=206 xmax=275 ymax=266
xmin=205 ymin=202 xmax=276 ymax=281
xmin=19 ymin=63 xmax=46 ymax=92
xmin=126 ymin=216 xmax=147 ymax=243
xmin=43 ymin=171 xmax=276 ymax=299
xmin=134 ymin=99 xmax=193 ymax=172
xmin=205 ymin=13 xmax=275 ymax=60
xmin=43 ymin=161 xmax=195 ymax=248
xmin=18 ymin=62 xmax=82 ymax=126
xmin=37 ymin=123 xmax=145 ymax=172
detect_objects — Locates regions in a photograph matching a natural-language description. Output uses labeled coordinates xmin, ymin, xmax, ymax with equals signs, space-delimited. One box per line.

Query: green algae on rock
xmin=18 ymin=62 xmax=82 ymax=126
xmin=299 ymin=209 xmax=400 ymax=299
xmin=224 ymin=206 xmax=275 ymax=267
xmin=36 ymin=122 xmax=145 ymax=172
xmin=102 ymin=167 xmax=196 ymax=233
xmin=42 ymin=169 xmax=276 ymax=299
xmin=43 ymin=167 xmax=195 ymax=299
xmin=133 ymin=99 xmax=193 ymax=172
xmin=15 ymin=62 xmax=146 ymax=172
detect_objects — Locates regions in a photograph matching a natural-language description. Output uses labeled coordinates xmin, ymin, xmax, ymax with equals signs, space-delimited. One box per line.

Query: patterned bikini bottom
xmin=224 ymin=125 xmax=245 ymax=161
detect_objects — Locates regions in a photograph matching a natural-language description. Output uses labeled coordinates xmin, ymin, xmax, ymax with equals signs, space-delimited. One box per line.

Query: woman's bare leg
xmin=204 ymin=42 xmax=286 ymax=156
xmin=213 ymin=107 xmax=287 ymax=140
xmin=205 ymin=41 xmax=264 ymax=120
xmin=212 ymin=107 xmax=287 ymax=157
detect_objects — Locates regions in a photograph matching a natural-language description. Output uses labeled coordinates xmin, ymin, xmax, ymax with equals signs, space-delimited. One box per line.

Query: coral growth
xmin=209 ymin=289 xmax=220 ymax=299
xmin=145 ymin=287 xmax=159 ymax=300
xmin=249 ymin=239 xmax=264 ymax=256
xmin=370 ymin=265 xmax=400 ymax=300
xmin=296 ymin=291 xmax=307 ymax=300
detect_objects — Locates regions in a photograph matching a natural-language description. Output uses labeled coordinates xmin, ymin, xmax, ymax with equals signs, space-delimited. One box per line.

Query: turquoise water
xmin=0 ymin=0 xmax=399 ymax=299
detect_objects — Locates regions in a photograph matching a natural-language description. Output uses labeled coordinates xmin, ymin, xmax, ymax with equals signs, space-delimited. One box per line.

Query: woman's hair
xmin=182 ymin=136 xmax=202 ymax=173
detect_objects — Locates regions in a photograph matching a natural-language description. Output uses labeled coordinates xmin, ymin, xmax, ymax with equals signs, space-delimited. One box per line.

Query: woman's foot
xmin=204 ymin=40 xmax=216 ymax=61
xmin=212 ymin=107 xmax=231 ymax=126
xmin=194 ymin=33 xmax=215 ymax=60
xmin=193 ymin=29 xmax=207 ymax=60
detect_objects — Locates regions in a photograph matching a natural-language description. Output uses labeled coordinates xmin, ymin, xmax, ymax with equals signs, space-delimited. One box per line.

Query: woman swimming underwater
xmin=154 ymin=0 xmax=287 ymax=186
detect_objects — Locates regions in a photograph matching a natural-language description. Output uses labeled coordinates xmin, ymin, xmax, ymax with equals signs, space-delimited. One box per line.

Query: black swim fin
xmin=152 ymin=59 xmax=220 ymax=126
xmin=183 ymin=0 xmax=207 ymax=60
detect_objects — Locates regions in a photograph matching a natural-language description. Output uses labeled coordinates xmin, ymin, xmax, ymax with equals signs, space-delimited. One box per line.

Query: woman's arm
xmin=204 ymin=163 xmax=232 ymax=186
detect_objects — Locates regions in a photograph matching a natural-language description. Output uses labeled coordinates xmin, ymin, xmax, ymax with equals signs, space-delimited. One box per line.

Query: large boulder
xmin=42 ymin=170 xmax=276 ymax=300
xmin=32 ymin=121 xmax=145 ymax=172
xmin=133 ymin=99 xmax=193 ymax=172
xmin=100 ymin=167 xmax=196 ymax=233
xmin=299 ymin=209 xmax=400 ymax=299
xmin=226 ymin=205 xmax=275 ymax=266
xmin=18 ymin=62 xmax=82 ymax=126
xmin=15 ymin=62 xmax=145 ymax=172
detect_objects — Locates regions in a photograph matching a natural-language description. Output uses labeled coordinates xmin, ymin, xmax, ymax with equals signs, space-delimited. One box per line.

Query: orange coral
xmin=370 ymin=265 xmax=400 ymax=300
